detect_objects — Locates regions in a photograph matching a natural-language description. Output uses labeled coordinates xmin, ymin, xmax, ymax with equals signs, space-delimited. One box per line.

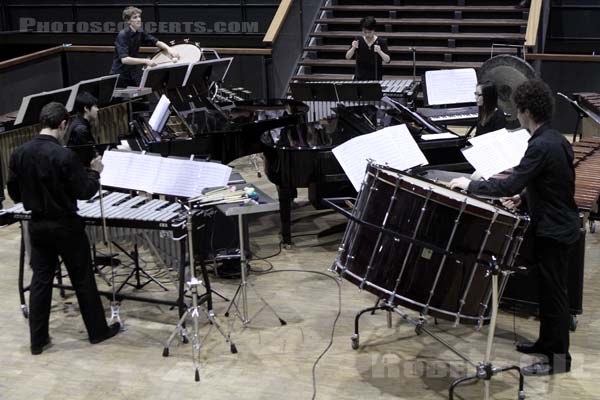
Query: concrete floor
xmin=1 ymin=157 xmax=599 ymax=400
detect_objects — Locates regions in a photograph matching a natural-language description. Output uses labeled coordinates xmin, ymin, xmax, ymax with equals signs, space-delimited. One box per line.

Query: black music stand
xmin=14 ymin=87 xmax=76 ymax=126
xmin=69 ymin=75 xmax=119 ymax=110
xmin=335 ymin=82 xmax=383 ymax=102
xmin=140 ymin=63 xmax=190 ymax=92
xmin=557 ymin=92 xmax=593 ymax=143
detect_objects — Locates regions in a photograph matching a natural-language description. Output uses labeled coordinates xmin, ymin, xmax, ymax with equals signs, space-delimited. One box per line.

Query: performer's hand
xmin=168 ymin=48 xmax=180 ymax=61
xmin=90 ymin=156 xmax=104 ymax=174
xmin=351 ymin=40 xmax=359 ymax=49
xmin=145 ymin=59 xmax=157 ymax=67
xmin=500 ymin=195 xmax=521 ymax=211
xmin=449 ymin=177 xmax=471 ymax=191
xmin=374 ymin=44 xmax=381 ymax=53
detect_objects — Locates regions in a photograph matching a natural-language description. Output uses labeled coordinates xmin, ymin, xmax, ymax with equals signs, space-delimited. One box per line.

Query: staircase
xmin=294 ymin=0 xmax=530 ymax=82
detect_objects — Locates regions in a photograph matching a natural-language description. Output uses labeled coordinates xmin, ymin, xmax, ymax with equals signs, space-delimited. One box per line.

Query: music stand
xmin=67 ymin=75 xmax=119 ymax=111
xmin=335 ymin=82 xmax=383 ymax=102
xmin=557 ymin=92 xmax=594 ymax=142
xmin=14 ymin=86 xmax=77 ymax=126
xmin=140 ymin=63 xmax=190 ymax=91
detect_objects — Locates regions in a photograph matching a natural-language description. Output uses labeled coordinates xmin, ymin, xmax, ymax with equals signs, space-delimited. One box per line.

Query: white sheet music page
xmin=332 ymin=124 xmax=428 ymax=191
xmin=100 ymin=151 xmax=159 ymax=192
xmin=425 ymin=68 xmax=477 ymax=106
xmin=149 ymin=95 xmax=171 ymax=132
xmin=462 ymin=128 xmax=530 ymax=179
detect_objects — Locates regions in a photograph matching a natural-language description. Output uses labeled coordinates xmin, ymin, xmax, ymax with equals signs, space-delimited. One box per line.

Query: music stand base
xmin=449 ymin=363 xmax=526 ymax=400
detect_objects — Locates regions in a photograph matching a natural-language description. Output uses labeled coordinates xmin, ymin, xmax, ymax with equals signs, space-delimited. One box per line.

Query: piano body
xmin=262 ymin=102 xmax=472 ymax=245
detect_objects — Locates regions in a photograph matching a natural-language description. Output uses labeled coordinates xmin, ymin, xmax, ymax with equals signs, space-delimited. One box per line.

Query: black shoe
xmin=523 ymin=361 xmax=570 ymax=376
xmin=90 ymin=322 xmax=121 ymax=344
xmin=516 ymin=341 xmax=544 ymax=354
xmin=31 ymin=336 xmax=52 ymax=355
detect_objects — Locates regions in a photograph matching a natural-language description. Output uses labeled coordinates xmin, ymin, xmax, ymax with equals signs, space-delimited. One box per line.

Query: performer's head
xmin=360 ymin=16 xmax=377 ymax=40
xmin=74 ymin=92 xmax=99 ymax=122
xmin=39 ymin=102 xmax=69 ymax=143
xmin=476 ymin=81 xmax=499 ymax=116
xmin=513 ymin=79 xmax=554 ymax=130
xmin=122 ymin=6 xmax=142 ymax=31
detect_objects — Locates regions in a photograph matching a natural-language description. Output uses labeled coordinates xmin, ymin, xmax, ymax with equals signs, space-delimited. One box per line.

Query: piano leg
xmin=278 ymin=186 xmax=294 ymax=245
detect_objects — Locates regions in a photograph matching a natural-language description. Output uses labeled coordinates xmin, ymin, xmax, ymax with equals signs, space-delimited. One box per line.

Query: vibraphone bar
xmin=1 ymin=191 xmax=202 ymax=318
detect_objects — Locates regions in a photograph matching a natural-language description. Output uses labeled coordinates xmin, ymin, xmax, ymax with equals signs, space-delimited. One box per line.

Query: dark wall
xmin=546 ymin=1 xmax=600 ymax=53
xmin=539 ymin=60 xmax=600 ymax=133
xmin=0 ymin=0 xmax=279 ymax=54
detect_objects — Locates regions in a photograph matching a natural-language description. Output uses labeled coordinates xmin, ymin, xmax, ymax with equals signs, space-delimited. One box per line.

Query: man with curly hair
xmin=450 ymin=79 xmax=579 ymax=376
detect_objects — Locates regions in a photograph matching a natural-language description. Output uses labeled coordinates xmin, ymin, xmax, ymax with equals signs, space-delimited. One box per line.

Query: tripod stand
xmin=162 ymin=203 xmax=237 ymax=382
xmin=224 ymin=213 xmax=286 ymax=327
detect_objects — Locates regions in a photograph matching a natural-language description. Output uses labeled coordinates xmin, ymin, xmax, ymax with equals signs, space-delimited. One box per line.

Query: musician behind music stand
xmin=68 ymin=75 xmax=119 ymax=112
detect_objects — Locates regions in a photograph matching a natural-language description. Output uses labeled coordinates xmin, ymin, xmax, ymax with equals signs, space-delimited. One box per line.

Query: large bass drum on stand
xmin=333 ymin=163 xmax=529 ymax=326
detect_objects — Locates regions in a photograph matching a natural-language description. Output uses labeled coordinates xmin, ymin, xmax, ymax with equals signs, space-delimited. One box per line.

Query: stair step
xmin=310 ymin=31 xmax=524 ymax=41
xmin=304 ymin=45 xmax=518 ymax=55
xmin=315 ymin=18 xmax=526 ymax=27
xmin=299 ymin=59 xmax=482 ymax=69
xmin=322 ymin=5 xmax=525 ymax=13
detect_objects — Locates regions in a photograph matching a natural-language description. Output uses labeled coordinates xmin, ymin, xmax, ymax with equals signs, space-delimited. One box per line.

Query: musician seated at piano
xmin=7 ymin=102 xmax=121 ymax=355
xmin=474 ymin=81 xmax=506 ymax=137
xmin=450 ymin=79 xmax=579 ymax=376
xmin=345 ymin=16 xmax=391 ymax=81
xmin=110 ymin=6 xmax=179 ymax=87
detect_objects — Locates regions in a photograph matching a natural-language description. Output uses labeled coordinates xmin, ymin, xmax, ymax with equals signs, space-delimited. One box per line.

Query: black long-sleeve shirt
xmin=468 ymin=123 xmax=580 ymax=244
xmin=474 ymin=108 xmax=506 ymax=137
xmin=352 ymin=36 xmax=389 ymax=81
xmin=7 ymin=135 xmax=100 ymax=220
xmin=67 ymin=115 xmax=95 ymax=146
xmin=110 ymin=26 xmax=158 ymax=85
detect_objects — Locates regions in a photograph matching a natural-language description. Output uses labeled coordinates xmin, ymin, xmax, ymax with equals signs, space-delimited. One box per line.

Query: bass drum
xmin=334 ymin=163 xmax=529 ymax=326
xmin=151 ymin=43 xmax=203 ymax=65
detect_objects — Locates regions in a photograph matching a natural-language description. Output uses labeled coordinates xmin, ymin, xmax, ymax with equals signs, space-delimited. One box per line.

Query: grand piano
xmin=262 ymin=101 xmax=472 ymax=244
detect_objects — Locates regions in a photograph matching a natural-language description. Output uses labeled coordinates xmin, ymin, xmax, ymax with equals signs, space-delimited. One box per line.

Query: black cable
xmin=249 ymin=269 xmax=342 ymax=400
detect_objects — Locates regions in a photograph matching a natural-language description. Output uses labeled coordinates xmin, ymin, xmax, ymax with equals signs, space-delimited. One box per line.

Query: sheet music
xmin=462 ymin=128 xmax=530 ymax=179
xmin=420 ymin=132 xmax=459 ymax=141
xmin=425 ymin=68 xmax=477 ymax=106
xmin=149 ymin=95 xmax=171 ymax=133
xmin=332 ymin=124 xmax=428 ymax=191
xmin=100 ymin=151 xmax=232 ymax=197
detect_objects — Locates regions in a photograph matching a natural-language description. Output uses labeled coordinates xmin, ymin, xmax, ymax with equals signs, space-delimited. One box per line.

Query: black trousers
xmin=534 ymin=236 xmax=572 ymax=369
xmin=28 ymin=217 xmax=109 ymax=347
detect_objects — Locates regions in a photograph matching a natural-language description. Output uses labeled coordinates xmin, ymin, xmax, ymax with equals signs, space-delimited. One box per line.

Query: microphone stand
xmin=557 ymin=92 xmax=590 ymax=142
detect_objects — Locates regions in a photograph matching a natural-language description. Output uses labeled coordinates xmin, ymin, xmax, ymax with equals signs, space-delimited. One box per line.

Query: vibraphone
xmin=297 ymin=79 xmax=417 ymax=122
xmin=1 ymin=191 xmax=204 ymax=317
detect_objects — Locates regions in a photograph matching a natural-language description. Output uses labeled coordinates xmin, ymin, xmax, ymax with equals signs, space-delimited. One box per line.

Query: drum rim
xmin=337 ymin=261 xmax=498 ymax=324
xmin=365 ymin=163 xmax=523 ymax=226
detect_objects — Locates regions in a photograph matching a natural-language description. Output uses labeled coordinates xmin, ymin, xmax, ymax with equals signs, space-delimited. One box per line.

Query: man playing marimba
xmin=450 ymin=79 xmax=580 ymax=376
xmin=7 ymin=102 xmax=120 ymax=355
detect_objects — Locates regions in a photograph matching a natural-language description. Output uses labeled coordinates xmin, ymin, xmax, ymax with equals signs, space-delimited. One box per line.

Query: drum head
xmin=152 ymin=43 xmax=202 ymax=65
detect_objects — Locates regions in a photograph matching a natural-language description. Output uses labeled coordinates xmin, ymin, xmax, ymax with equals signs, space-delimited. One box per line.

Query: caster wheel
xmin=231 ymin=344 xmax=238 ymax=354
xmin=182 ymin=336 xmax=189 ymax=344
xmin=518 ymin=390 xmax=526 ymax=399
xmin=590 ymin=221 xmax=596 ymax=234
xmin=279 ymin=318 xmax=287 ymax=326
xmin=224 ymin=312 xmax=229 ymax=317
xmin=162 ymin=347 xmax=169 ymax=357
xmin=195 ymin=369 xmax=200 ymax=382
xmin=569 ymin=315 xmax=578 ymax=332
xmin=22 ymin=309 xmax=29 ymax=319
xmin=415 ymin=325 xmax=423 ymax=336
xmin=351 ymin=334 xmax=359 ymax=350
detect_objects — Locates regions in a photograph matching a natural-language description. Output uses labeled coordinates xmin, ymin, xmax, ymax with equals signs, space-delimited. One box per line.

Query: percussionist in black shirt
xmin=345 ymin=16 xmax=391 ymax=81
xmin=110 ymin=6 xmax=179 ymax=87
xmin=7 ymin=102 xmax=120 ymax=355
xmin=450 ymin=80 xmax=579 ymax=376
xmin=67 ymin=91 xmax=98 ymax=146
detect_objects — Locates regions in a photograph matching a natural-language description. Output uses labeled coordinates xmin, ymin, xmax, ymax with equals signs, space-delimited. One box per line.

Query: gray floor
xmin=1 ymin=158 xmax=599 ymax=399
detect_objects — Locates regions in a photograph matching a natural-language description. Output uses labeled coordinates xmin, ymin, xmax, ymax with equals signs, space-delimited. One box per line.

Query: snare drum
xmin=151 ymin=43 xmax=202 ymax=66
xmin=335 ymin=163 xmax=528 ymax=326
